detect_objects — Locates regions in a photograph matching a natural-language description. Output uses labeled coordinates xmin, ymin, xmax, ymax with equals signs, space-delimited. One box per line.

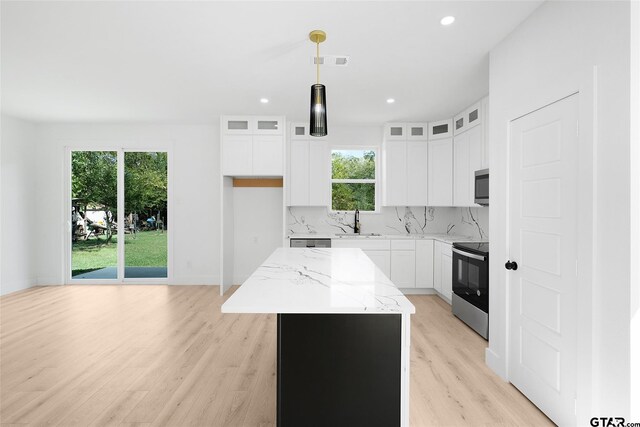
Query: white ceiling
xmin=1 ymin=1 xmax=542 ymax=125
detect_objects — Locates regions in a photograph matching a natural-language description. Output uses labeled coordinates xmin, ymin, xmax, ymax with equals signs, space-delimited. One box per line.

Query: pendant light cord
xmin=316 ymin=41 xmax=320 ymax=85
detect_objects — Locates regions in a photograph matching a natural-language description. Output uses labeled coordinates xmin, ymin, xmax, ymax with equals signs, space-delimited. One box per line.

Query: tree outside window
xmin=331 ymin=149 xmax=376 ymax=211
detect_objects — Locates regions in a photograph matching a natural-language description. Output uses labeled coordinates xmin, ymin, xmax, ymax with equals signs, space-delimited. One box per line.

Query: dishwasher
xmin=289 ymin=238 xmax=332 ymax=248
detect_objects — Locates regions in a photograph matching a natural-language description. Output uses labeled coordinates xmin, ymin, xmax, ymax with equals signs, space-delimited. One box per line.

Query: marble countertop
xmin=287 ymin=233 xmax=482 ymax=244
xmin=221 ymin=248 xmax=416 ymax=315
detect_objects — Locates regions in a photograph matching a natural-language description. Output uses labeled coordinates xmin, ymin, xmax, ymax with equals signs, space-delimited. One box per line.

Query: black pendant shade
xmin=310 ymin=83 xmax=327 ymax=137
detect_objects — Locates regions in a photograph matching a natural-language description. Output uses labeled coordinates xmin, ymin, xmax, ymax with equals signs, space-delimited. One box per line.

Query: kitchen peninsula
xmin=222 ymin=247 xmax=415 ymax=427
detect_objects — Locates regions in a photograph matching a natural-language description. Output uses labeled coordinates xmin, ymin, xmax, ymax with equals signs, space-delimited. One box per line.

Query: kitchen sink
xmin=334 ymin=233 xmax=382 ymax=237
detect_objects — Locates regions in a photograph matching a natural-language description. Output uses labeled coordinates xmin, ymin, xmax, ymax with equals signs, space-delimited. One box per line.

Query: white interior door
xmin=508 ymin=94 xmax=578 ymax=426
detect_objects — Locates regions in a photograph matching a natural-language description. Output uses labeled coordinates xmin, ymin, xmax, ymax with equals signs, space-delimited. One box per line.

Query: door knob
xmin=505 ymin=260 xmax=518 ymax=271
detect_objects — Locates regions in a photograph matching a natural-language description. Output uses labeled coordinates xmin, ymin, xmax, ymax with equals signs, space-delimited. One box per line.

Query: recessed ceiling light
xmin=440 ymin=16 xmax=455 ymax=26
xmin=260 ymin=98 xmax=269 ymax=104
xmin=386 ymin=98 xmax=395 ymax=104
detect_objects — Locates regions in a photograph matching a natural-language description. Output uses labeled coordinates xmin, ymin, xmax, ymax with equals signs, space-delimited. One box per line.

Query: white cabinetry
xmin=428 ymin=119 xmax=453 ymax=140
xmin=363 ymin=250 xmax=391 ymax=277
xmin=452 ymin=96 xmax=488 ymax=206
xmin=428 ymin=138 xmax=453 ymax=206
xmin=383 ymin=141 xmax=407 ymax=206
xmin=382 ymin=122 xmax=428 ymax=207
xmin=390 ymin=240 xmax=415 ymax=288
xmin=288 ymin=123 xmax=330 ymax=206
xmin=453 ymin=125 xmax=483 ymax=206
xmin=222 ymin=135 xmax=253 ymax=176
xmin=253 ymin=135 xmax=284 ymax=176
xmin=221 ymin=116 xmax=285 ymax=176
xmin=332 ymin=239 xmax=391 ymax=277
xmin=406 ymin=141 xmax=429 ymax=206
xmin=433 ymin=241 xmax=453 ymax=302
xmin=415 ymin=239 xmax=434 ymax=288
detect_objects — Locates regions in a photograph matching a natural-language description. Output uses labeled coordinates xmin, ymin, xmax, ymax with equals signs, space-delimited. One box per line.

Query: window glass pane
xmin=71 ymin=151 xmax=117 ymax=279
xmin=433 ymin=124 xmax=449 ymax=135
xmin=332 ymin=183 xmax=375 ymax=211
xmin=228 ymin=120 xmax=249 ymax=130
xmin=124 ymin=152 xmax=168 ymax=279
xmin=257 ymin=120 xmax=278 ymax=130
xmin=331 ymin=150 xmax=375 ymax=179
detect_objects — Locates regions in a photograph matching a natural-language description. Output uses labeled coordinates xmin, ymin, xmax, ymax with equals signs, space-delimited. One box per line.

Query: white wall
xmin=489 ymin=0 xmax=632 ymax=421
xmin=233 ymin=187 xmax=283 ymax=283
xmin=0 ymin=115 xmax=38 ymax=295
xmin=35 ymin=123 xmax=219 ymax=285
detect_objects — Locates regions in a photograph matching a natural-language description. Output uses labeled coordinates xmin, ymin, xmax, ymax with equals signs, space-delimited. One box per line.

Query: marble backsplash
xmin=287 ymin=206 xmax=489 ymax=240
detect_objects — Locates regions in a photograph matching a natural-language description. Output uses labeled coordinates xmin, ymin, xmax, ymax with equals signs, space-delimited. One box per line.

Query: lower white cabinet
xmin=433 ymin=241 xmax=453 ymax=302
xmin=441 ymin=251 xmax=453 ymax=301
xmin=363 ymin=250 xmax=391 ymax=277
xmin=331 ymin=238 xmax=439 ymax=290
xmin=391 ymin=250 xmax=416 ymax=288
xmin=415 ymin=240 xmax=434 ymax=288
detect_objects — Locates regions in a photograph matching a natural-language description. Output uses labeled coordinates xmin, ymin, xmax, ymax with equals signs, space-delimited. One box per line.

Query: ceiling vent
xmin=311 ymin=55 xmax=350 ymax=66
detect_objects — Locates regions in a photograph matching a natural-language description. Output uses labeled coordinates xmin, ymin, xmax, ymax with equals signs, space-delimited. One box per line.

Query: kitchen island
xmin=222 ymin=247 xmax=415 ymax=427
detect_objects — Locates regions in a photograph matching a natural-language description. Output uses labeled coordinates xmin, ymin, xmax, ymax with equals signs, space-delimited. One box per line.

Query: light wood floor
xmin=0 ymin=285 xmax=553 ymax=426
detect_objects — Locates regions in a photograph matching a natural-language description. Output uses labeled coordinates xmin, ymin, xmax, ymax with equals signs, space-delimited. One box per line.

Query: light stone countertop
xmin=222 ymin=248 xmax=416 ymax=315
xmin=287 ymin=232 xmax=483 ymax=245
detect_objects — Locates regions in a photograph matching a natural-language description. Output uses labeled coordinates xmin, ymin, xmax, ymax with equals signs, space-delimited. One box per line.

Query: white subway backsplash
xmin=287 ymin=206 xmax=488 ymax=240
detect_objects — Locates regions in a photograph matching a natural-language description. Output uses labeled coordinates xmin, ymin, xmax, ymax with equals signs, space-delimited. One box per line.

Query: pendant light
xmin=309 ymin=30 xmax=327 ymax=137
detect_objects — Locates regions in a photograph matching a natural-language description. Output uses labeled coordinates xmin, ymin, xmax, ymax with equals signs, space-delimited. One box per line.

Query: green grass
xmin=72 ymin=231 xmax=167 ymax=276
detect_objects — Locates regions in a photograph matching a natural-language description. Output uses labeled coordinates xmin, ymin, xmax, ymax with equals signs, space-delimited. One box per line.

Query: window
xmin=331 ymin=149 xmax=376 ymax=211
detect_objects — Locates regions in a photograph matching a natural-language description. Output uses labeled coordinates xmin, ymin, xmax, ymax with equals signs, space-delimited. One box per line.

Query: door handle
xmin=505 ymin=260 xmax=518 ymax=271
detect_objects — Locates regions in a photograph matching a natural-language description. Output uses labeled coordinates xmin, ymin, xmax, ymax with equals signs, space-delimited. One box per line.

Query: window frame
xmin=329 ymin=146 xmax=380 ymax=214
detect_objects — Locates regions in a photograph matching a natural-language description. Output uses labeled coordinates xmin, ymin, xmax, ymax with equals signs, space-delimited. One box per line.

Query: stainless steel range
xmin=451 ymin=242 xmax=489 ymax=339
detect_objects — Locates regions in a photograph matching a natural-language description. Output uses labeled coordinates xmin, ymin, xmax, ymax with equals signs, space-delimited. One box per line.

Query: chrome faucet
xmin=354 ymin=208 xmax=361 ymax=234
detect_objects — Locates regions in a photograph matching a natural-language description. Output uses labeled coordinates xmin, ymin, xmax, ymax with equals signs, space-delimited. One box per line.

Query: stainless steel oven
xmin=452 ymin=242 xmax=489 ymax=339
xmin=474 ymin=169 xmax=489 ymax=206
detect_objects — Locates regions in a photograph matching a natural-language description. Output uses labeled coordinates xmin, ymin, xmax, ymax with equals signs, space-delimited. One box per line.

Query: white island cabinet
xmin=222 ymin=248 xmax=414 ymax=427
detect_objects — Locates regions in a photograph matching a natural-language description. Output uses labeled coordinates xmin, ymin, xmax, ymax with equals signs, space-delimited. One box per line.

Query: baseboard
xmin=485 ymin=347 xmax=508 ymax=381
xmin=170 ymin=275 xmax=218 ymax=285
xmin=399 ymin=288 xmax=437 ymax=295
xmin=0 ymin=278 xmax=37 ymax=296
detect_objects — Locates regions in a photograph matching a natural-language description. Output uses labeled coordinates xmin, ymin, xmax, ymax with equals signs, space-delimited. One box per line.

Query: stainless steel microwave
xmin=474 ymin=169 xmax=489 ymax=205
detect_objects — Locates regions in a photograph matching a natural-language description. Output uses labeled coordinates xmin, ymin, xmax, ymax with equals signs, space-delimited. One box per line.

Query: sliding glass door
xmin=71 ymin=151 xmax=118 ymax=279
xmin=69 ymin=149 xmax=169 ymax=282
xmin=124 ymin=152 xmax=168 ymax=278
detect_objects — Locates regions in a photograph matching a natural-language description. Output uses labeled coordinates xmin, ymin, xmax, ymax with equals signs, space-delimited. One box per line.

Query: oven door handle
xmin=452 ymin=248 xmax=486 ymax=261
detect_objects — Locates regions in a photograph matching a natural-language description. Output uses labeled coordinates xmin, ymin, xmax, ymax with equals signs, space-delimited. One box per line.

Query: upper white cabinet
xmin=406 ymin=141 xmax=428 ymax=206
xmin=453 ymin=125 xmax=483 ymax=206
xmin=253 ymin=135 xmax=284 ymax=176
xmin=406 ymin=123 xmax=428 ymax=140
xmin=382 ymin=122 xmax=428 ymax=207
xmin=222 ymin=135 xmax=253 ymax=176
xmin=222 ymin=116 xmax=284 ymax=135
xmin=255 ymin=116 xmax=284 ymax=135
xmin=288 ymin=123 xmax=330 ymax=206
xmin=384 ymin=123 xmax=407 ymax=140
xmin=221 ymin=116 xmax=285 ymax=176
xmin=453 ymin=101 xmax=483 ymax=136
xmin=291 ymin=123 xmax=309 ymax=140
xmin=482 ymin=96 xmax=489 ymax=168
xmin=428 ymin=119 xmax=453 ymax=140
xmin=383 ymin=140 xmax=408 ymax=206
xmin=452 ymin=96 xmax=488 ymax=205
xmin=223 ymin=116 xmax=253 ymax=134
xmin=427 ymin=138 xmax=453 ymax=206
